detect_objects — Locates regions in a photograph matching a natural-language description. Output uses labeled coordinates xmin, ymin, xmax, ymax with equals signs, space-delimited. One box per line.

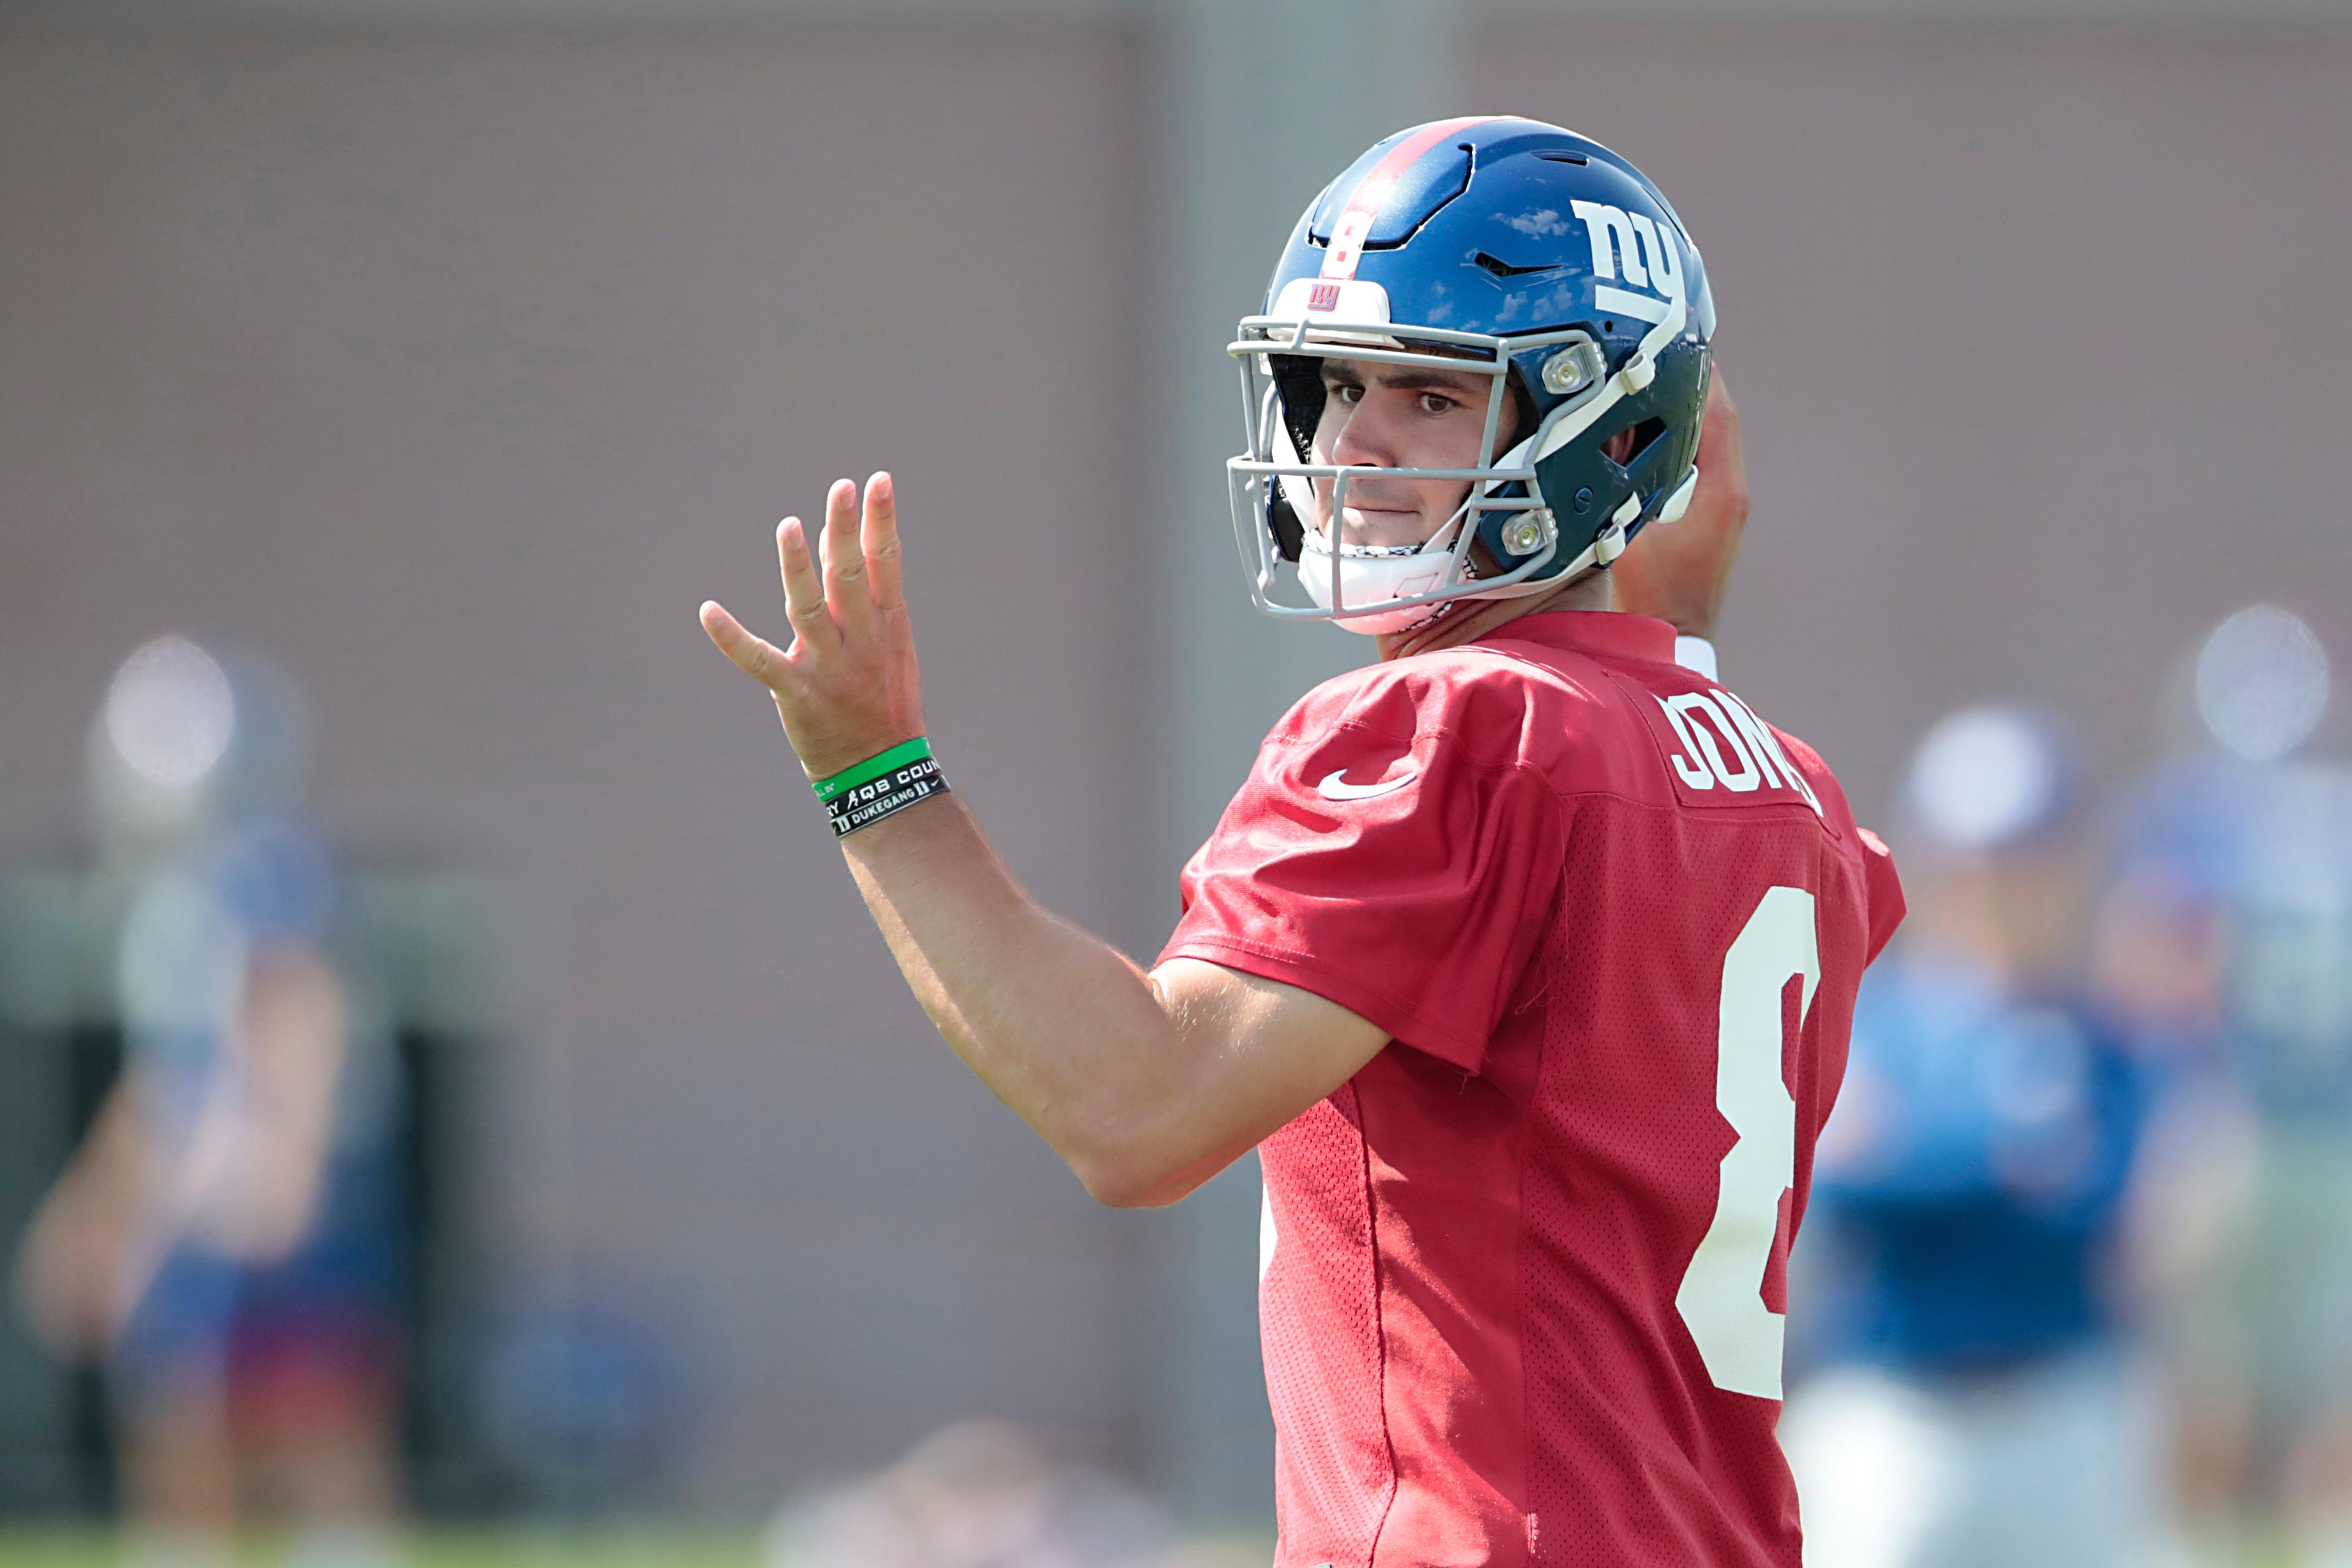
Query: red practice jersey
xmin=1159 ymin=611 xmax=1903 ymax=1567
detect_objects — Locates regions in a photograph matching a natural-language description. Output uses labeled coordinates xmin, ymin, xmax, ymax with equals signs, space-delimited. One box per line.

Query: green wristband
xmin=814 ymin=739 xmax=950 ymax=837
xmin=812 ymin=738 xmax=934 ymax=803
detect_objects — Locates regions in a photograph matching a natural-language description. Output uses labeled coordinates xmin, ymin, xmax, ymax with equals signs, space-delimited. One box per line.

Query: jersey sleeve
xmin=1156 ymin=662 xmax=1566 ymax=1075
xmin=1858 ymin=826 xmax=1905 ymax=967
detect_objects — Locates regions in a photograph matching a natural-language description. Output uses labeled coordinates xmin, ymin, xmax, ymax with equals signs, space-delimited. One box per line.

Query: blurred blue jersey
xmin=119 ymin=820 xmax=337 ymax=1124
xmin=111 ymin=818 xmax=402 ymax=1393
xmin=1805 ymin=956 xmax=2147 ymax=1374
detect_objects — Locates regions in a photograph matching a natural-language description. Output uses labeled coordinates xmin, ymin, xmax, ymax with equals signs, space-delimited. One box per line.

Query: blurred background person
xmin=2116 ymin=605 xmax=2352 ymax=1567
xmin=1781 ymin=702 xmax=2164 ymax=1568
xmin=2226 ymin=748 xmax=2352 ymax=1568
xmin=2096 ymin=689 xmax=2260 ymax=1562
xmin=15 ymin=636 xmax=407 ymax=1568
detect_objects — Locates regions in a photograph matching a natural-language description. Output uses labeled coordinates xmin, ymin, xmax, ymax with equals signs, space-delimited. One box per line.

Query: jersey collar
xmin=1478 ymin=609 xmax=1678 ymax=665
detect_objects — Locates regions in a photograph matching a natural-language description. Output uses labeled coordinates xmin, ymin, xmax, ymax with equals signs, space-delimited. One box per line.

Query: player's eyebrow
xmin=1320 ymin=360 xmax=1487 ymax=395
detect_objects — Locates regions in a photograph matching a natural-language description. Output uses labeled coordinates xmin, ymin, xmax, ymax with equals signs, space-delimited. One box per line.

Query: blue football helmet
xmin=1228 ymin=116 xmax=1716 ymax=633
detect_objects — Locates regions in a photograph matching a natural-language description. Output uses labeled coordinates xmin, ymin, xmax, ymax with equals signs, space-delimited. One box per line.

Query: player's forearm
xmin=702 ymin=478 xmax=1376 ymax=1205
xmin=837 ymin=792 xmax=1200 ymax=1202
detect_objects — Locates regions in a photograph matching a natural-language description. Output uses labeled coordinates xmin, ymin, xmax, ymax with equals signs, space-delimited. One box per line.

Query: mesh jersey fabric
xmin=1159 ymin=611 xmax=1904 ymax=1568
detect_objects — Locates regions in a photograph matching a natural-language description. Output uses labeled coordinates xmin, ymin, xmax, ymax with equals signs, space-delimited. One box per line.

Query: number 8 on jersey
xmin=1677 ymin=886 xmax=1819 ymax=1400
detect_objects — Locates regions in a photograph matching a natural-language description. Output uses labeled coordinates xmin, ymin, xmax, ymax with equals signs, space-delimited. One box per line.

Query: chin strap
xmin=1596 ymin=493 xmax=1639 ymax=565
xmin=1461 ymin=490 xmax=1639 ymax=607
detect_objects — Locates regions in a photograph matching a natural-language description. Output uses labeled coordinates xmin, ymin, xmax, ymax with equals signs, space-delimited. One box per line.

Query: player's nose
xmin=1326 ymin=403 xmax=1402 ymax=473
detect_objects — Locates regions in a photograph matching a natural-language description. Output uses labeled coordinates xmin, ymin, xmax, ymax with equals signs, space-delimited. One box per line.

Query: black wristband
xmin=823 ymin=751 xmax=950 ymax=837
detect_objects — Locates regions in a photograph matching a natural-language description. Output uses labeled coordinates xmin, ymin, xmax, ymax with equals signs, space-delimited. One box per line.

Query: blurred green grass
xmin=0 ymin=1528 xmax=1291 ymax=1568
xmin=0 ymin=1529 xmax=759 ymax=1567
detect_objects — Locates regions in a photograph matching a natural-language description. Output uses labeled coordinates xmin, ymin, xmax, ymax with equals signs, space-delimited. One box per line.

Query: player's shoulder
xmin=1276 ymin=641 xmax=1615 ymax=774
xmin=1756 ymin=717 xmax=1863 ymax=830
xmin=1587 ymin=649 xmax=1876 ymax=834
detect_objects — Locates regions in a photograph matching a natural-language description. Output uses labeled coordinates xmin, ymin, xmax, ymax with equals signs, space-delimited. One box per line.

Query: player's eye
xmin=1418 ymin=390 xmax=1461 ymax=416
xmin=1326 ymin=380 xmax=1364 ymax=405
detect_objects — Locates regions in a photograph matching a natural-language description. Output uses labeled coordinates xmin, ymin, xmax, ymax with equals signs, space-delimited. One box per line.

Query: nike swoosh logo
xmin=1316 ymin=767 xmax=1418 ymax=801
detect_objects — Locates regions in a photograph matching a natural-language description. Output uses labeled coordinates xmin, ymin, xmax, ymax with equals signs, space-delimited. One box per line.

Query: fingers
xmin=861 ymin=471 xmax=903 ymax=614
xmin=776 ymin=515 xmax=831 ymax=645
xmin=699 ymin=599 xmax=793 ymax=687
xmin=821 ymin=476 xmax=875 ymax=639
xmin=711 ymin=471 xmax=899 ymax=690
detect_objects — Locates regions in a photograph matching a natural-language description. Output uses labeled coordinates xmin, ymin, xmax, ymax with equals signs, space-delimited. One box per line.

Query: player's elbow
xmin=1078 ymin=1168 xmax=1154 ymax=1209
xmin=1069 ymin=1141 xmax=1219 ymax=1211
xmin=1056 ymin=1048 xmax=1244 ymax=1208
xmin=1071 ymin=1152 xmax=1178 ymax=1210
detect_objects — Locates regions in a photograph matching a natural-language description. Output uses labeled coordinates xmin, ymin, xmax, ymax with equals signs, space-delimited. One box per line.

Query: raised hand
xmin=1611 ymin=370 xmax=1749 ymax=640
xmin=700 ymin=472 xmax=927 ymax=781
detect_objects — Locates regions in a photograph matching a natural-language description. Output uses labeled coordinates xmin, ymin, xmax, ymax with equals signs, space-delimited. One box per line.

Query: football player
xmin=702 ymin=118 xmax=1904 ymax=1567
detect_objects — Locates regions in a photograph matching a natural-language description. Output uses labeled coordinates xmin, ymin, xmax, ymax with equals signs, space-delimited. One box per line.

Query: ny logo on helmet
xmin=1570 ymin=200 xmax=1685 ymax=326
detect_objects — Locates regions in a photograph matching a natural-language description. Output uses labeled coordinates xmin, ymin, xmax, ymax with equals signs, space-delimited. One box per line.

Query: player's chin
xmin=1337 ymin=506 xmax=1433 ymax=550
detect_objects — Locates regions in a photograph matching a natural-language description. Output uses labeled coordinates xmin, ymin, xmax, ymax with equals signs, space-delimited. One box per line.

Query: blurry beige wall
xmin=2 ymin=8 xmax=2349 ymax=1514
xmin=0 ymin=21 xmax=1150 ymax=1503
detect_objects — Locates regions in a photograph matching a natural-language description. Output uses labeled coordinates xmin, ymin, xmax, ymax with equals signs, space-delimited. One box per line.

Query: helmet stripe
xmin=1318 ymin=115 xmax=1499 ymax=282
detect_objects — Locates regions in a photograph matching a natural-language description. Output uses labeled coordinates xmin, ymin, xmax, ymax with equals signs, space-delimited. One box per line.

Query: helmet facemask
xmin=1227 ymin=273 xmax=1691 ymax=635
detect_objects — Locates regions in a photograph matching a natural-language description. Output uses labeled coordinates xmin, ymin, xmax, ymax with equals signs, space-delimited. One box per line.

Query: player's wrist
xmin=813 ymin=737 xmax=951 ymax=837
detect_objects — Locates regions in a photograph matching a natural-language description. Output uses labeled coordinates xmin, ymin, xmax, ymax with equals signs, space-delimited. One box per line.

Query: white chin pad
xmin=1299 ymin=534 xmax=1450 ymax=634
xmin=1656 ymin=464 xmax=1699 ymax=525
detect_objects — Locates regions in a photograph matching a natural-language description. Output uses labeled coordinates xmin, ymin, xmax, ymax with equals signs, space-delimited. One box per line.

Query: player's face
xmin=1310 ymin=358 xmax=1510 ymax=550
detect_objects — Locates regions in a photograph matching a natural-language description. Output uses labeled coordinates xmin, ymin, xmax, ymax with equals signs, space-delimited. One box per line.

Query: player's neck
xmin=1377 ymin=568 xmax=1615 ymax=661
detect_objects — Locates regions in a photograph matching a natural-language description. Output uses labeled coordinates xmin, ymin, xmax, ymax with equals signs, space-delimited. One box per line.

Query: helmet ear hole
xmin=1602 ymin=417 xmax=1667 ymax=470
